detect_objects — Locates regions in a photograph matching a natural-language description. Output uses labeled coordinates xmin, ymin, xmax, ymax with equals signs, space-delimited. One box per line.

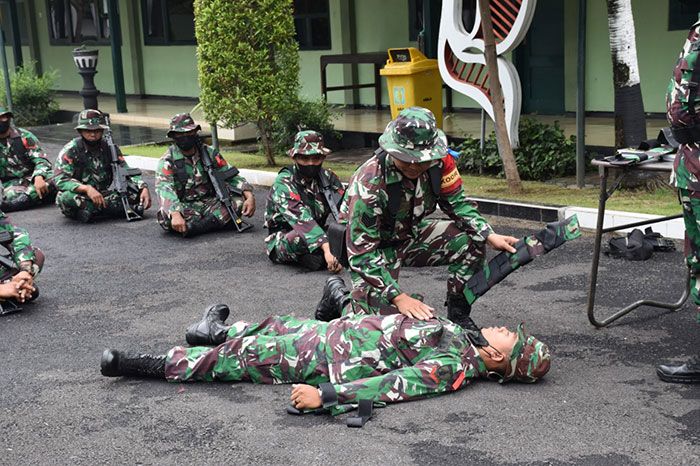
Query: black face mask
xmin=296 ymin=164 xmax=322 ymax=179
xmin=82 ymin=137 xmax=101 ymax=148
xmin=0 ymin=121 xmax=10 ymax=133
xmin=174 ymin=135 xmax=199 ymax=152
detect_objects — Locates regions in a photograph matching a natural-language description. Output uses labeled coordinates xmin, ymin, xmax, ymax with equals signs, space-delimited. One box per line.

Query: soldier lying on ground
xmin=101 ymin=303 xmax=550 ymax=417
xmin=264 ymin=130 xmax=344 ymax=272
xmin=54 ymin=109 xmax=151 ymax=223
xmin=0 ymin=107 xmax=57 ymax=212
xmin=156 ymin=113 xmax=255 ymax=237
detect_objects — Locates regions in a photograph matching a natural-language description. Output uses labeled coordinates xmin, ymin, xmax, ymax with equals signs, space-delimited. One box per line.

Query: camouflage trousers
xmin=166 ymin=315 xmax=330 ymax=385
xmin=1 ymin=177 xmax=57 ymax=211
xmin=264 ymin=229 xmax=318 ymax=263
xmin=157 ymin=196 xmax=243 ymax=233
xmin=347 ymin=219 xmax=486 ymax=315
xmin=679 ymin=188 xmax=700 ymax=323
xmin=56 ymin=189 xmax=140 ymax=221
xmin=0 ymin=247 xmax=45 ymax=282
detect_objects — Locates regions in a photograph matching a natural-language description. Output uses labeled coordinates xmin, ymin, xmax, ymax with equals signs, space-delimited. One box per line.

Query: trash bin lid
xmin=380 ymin=47 xmax=439 ymax=76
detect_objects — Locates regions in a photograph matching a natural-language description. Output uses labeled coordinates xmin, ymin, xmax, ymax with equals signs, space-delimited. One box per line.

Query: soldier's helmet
xmin=496 ymin=323 xmax=551 ymax=383
xmin=167 ymin=113 xmax=201 ymax=138
xmin=0 ymin=107 xmax=13 ymax=119
xmin=287 ymin=130 xmax=331 ymax=158
xmin=378 ymin=106 xmax=447 ymax=163
xmin=75 ymin=109 xmax=108 ymax=131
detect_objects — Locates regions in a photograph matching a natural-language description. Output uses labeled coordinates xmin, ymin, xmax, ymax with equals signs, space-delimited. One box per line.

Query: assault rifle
xmin=318 ymin=170 xmax=341 ymax=223
xmin=104 ymin=118 xmax=144 ymax=222
xmin=197 ymin=139 xmax=252 ymax=232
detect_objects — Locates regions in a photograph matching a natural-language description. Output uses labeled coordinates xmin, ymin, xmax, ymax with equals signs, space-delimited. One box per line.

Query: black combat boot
xmin=100 ymin=349 xmax=166 ymax=379
xmin=656 ymin=354 xmax=700 ymax=384
xmin=315 ymin=276 xmax=351 ymax=321
xmin=1 ymin=194 xmax=34 ymax=212
xmin=446 ymin=293 xmax=489 ymax=346
xmin=183 ymin=214 xmax=223 ymax=238
xmin=298 ymin=251 xmax=326 ymax=271
xmin=74 ymin=209 xmax=93 ymax=224
xmin=185 ymin=304 xmax=231 ymax=346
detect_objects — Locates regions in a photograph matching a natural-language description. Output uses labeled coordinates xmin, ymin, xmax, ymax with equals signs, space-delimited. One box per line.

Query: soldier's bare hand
xmin=290 ymin=384 xmax=322 ymax=410
xmin=392 ymin=293 xmax=434 ymax=320
xmin=85 ymin=186 xmax=106 ymax=208
xmin=139 ymin=188 xmax=152 ymax=210
xmin=323 ymin=250 xmax=343 ymax=274
xmin=12 ymin=271 xmax=33 ymax=288
xmin=0 ymin=281 xmax=31 ymax=301
xmin=241 ymin=192 xmax=255 ymax=217
xmin=486 ymin=233 xmax=518 ymax=253
xmin=170 ymin=211 xmax=187 ymax=234
xmin=33 ymin=176 xmax=48 ymax=199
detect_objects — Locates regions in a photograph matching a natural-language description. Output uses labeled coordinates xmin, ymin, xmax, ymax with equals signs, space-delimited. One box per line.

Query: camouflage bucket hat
xmin=287 ymin=130 xmax=332 ymax=158
xmin=75 ymin=109 xmax=108 ymax=130
xmin=498 ymin=323 xmax=551 ymax=384
xmin=167 ymin=113 xmax=201 ymax=138
xmin=378 ymin=107 xmax=447 ymax=163
xmin=0 ymin=107 xmax=13 ymax=119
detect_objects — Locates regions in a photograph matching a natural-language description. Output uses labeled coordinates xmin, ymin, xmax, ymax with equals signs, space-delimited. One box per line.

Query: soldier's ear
xmin=483 ymin=345 xmax=505 ymax=363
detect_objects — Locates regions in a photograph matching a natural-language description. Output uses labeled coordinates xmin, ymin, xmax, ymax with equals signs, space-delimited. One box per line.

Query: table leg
xmin=587 ymin=167 xmax=608 ymax=327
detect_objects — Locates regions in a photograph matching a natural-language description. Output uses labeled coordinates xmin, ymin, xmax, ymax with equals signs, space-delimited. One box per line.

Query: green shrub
xmin=271 ymin=98 xmax=340 ymax=155
xmin=0 ymin=66 xmax=59 ymax=126
xmin=455 ymin=117 xmax=579 ymax=181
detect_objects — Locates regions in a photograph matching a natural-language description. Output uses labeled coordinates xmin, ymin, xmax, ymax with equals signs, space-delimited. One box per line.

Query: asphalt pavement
xmin=0 ymin=176 xmax=697 ymax=465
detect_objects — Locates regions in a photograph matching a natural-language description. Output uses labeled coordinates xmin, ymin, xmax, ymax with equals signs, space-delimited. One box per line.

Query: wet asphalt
xmin=0 ymin=164 xmax=697 ymax=464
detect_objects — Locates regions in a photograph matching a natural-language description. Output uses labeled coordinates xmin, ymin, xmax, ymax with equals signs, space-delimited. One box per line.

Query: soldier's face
xmin=79 ymin=129 xmax=104 ymax=142
xmin=294 ymin=154 xmax=325 ymax=166
xmin=480 ymin=326 xmax=518 ymax=357
xmin=393 ymin=157 xmax=435 ymax=179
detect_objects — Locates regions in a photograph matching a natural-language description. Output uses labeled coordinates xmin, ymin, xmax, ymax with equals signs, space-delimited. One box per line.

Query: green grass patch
xmin=123 ymin=143 xmax=680 ymax=216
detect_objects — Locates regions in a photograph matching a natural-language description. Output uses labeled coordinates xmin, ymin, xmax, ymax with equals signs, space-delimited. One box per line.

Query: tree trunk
xmin=257 ymin=117 xmax=276 ymax=166
xmin=607 ymin=0 xmax=646 ymax=148
xmin=478 ymin=0 xmax=522 ymax=194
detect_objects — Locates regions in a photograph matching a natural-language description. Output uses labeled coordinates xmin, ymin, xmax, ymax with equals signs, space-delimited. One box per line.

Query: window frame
xmin=0 ymin=0 xmax=30 ymax=46
xmin=45 ymin=0 xmax=111 ymax=46
xmin=140 ymin=0 xmax=196 ymax=46
xmin=293 ymin=0 xmax=332 ymax=51
xmin=668 ymin=0 xmax=700 ymax=31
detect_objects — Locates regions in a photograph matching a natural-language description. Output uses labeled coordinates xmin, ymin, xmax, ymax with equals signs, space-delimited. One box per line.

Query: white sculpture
xmin=438 ymin=0 xmax=538 ymax=147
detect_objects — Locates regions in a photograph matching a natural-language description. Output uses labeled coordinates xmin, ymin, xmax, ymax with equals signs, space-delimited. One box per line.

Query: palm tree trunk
xmin=607 ymin=0 xmax=646 ymax=148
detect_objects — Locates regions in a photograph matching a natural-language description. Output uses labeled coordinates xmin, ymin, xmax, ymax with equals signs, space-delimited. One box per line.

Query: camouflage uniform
xmin=0 ymin=211 xmax=44 ymax=282
xmin=264 ymin=131 xmax=344 ymax=264
xmin=54 ymin=110 xmax=147 ymax=221
xmin=668 ymin=19 xmax=700 ymax=322
xmin=0 ymin=110 xmax=56 ymax=211
xmin=165 ymin=313 xmax=550 ymax=414
xmin=339 ymin=108 xmax=493 ymax=315
xmin=155 ymin=114 xmax=252 ymax=234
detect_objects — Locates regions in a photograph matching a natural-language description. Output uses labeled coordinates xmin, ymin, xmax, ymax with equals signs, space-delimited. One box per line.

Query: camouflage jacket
xmin=668 ymin=19 xmax=700 ymax=190
xmin=155 ymin=144 xmax=252 ymax=215
xmin=264 ymin=165 xmax=344 ymax=252
xmin=54 ymin=138 xmax=146 ymax=193
xmin=0 ymin=211 xmax=35 ymax=271
xmin=339 ymin=152 xmax=493 ymax=302
xmin=0 ymin=127 xmax=52 ymax=182
xmin=323 ymin=314 xmax=487 ymax=414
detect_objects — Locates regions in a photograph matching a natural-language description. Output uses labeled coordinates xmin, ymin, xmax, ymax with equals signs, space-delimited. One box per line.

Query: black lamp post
xmin=72 ymin=46 xmax=100 ymax=110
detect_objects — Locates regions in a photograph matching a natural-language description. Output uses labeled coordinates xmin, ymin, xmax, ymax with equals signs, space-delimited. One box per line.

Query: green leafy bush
xmin=455 ymin=117 xmax=579 ymax=181
xmin=271 ymin=98 xmax=340 ymax=156
xmin=195 ymin=0 xmax=300 ymax=165
xmin=0 ymin=66 xmax=59 ymax=126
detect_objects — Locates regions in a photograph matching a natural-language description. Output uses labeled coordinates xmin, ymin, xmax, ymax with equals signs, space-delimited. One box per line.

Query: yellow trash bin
xmin=380 ymin=47 xmax=443 ymax=128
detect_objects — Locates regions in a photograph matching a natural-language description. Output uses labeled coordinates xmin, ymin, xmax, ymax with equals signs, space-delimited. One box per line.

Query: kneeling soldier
xmin=0 ymin=107 xmax=56 ymax=211
xmin=156 ymin=113 xmax=255 ymax=237
xmin=264 ymin=130 xmax=344 ymax=272
xmin=54 ymin=109 xmax=151 ymax=223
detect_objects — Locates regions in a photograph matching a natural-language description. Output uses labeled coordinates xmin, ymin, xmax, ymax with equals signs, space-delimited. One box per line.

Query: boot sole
xmin=656 ymin=368 xmax=700 ymax=384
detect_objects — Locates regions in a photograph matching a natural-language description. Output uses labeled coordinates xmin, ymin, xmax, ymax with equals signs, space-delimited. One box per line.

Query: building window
xmin=293 ymin=0 xmax=331 ymax=50
xmin=0 ymin=0 xmax=30 ymax=46
xmin=668 ymin=0 xmax=700 ymax=30
xmin=408 ymin=0 xmax=423 ymax=41
xmin=46 ymin=0 xmax=110 ymax=45
xmin=141 ymin=0 xmax=196 ymax=45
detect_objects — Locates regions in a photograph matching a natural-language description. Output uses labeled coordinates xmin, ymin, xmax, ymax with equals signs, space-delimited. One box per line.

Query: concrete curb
xmin=125 ymin=155 xmax=685 ymax=239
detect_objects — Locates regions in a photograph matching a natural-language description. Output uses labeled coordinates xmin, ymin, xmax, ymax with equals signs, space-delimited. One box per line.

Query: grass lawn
xmin=123 ymin=144 xmax=680 ymax=216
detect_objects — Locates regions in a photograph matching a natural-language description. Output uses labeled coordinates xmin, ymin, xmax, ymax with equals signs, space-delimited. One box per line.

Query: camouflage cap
xmin=75 ymin=109 xmax=108 ymax=130
xmin=0 ymin=107 xmax=13 ymax=119
xmin=496 ymin=323 xmax=551 ymax=384
xmin=287 ymin=130 xmax=332 ymax=158
xmin=167 ymin=113 xmax=201 ymax=138
xmin=378 ymin=107 xmax=447 ymax=163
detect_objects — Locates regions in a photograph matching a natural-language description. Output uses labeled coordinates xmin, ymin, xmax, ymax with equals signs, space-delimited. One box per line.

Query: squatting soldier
xmin=0 ymin=107 xmax=56 ymax=211
xmin=0 ymin=207 xmax=44 ymax=314
xmin=156 ymin=113 xmax=255 ymax=237
xmin=101 ymin=303 xmax=550 ymax=419
xmin=264 ymin=130 xmax=344 ymax=272
xmin=338 ymin=107 xmax=518 ymax=330
xmin=54 ymin=109 xmax=151 ymax=223
xmin=658 ymin=18 xmax=700 ymax=384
